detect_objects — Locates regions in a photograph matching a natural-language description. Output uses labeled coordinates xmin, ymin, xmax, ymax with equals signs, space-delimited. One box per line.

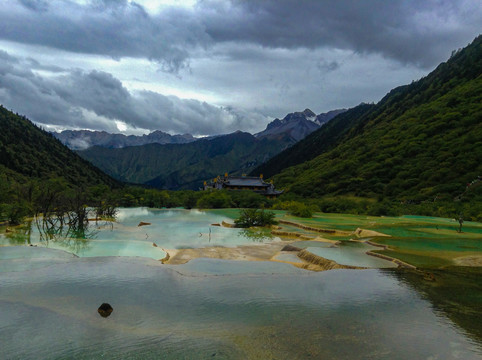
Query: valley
xmin=0 ymin=4 xmax=481 ymax=357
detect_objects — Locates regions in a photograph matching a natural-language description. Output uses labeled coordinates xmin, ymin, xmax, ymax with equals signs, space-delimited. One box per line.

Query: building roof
xmin=224 ymin=176 xmax=269 ymax=187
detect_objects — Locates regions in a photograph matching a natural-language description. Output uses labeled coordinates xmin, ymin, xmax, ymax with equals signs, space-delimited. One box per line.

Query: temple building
xmin=203 ymin=173 xmax=283 ymax=198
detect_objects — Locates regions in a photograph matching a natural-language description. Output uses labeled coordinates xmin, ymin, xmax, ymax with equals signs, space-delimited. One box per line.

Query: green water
xmin=277 ymin=212 xmax=482 ymax=267
xmin=1 ymin=209 xmax=481 ymax=358
xmin=0 ymin=208 xmax=277 ymax=260
xmin=0 ymin=257 xmax=481 ymax=359
xmin=300 ymin=241 xmax=398 ymax=268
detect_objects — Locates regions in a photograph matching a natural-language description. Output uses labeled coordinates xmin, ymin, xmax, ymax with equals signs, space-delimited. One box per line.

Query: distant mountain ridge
xmin=75 ymin=107 xmax=347 ymax=190
xmin=77 ymin=131 xmax=287 ymax=190
xmin=53 ymin=129 xmax=196 ymax=150
xmin=255 ymin=108 xmax=346 ymax=142
xmin=55 ymin=108 xmax=346 ymax=150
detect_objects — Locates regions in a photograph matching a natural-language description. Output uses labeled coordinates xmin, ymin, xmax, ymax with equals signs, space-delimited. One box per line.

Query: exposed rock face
xmin=255 ymin=108 xmax=347 ymax=143
xmin=314 ymin=109 xmax=347 ymax=126
xmin=255 ymin=109 xmax=320 ymax=142
xmin=98 ymin=303 xmax=113 ymax=318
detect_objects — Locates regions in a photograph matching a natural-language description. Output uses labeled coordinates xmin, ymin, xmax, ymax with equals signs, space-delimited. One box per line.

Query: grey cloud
xmin=18 ymin=0 xmax=48 ymax=12
xmin=317 ymin=59 xmax=340 ymax=73
xmin=0 ymin=55 xmax=115 ymax=131
xmin=0 ymin=0 xmax=209 ymax=73
xmin=1 ymin=0 xmax=480 ymax=71
xmin=25 ymin=57 xmax=64 ymax=72
xmin=0 ymin=51 xmax=268 ymax=135
xmin=0 ymin=50 xmax=20 ymax=64
xmin=200 ymin=0 xmax=481 ymax=68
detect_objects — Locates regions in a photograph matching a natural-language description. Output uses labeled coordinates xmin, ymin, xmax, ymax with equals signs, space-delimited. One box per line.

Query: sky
xmin=0 ymin=0 xmax=480 ymax=136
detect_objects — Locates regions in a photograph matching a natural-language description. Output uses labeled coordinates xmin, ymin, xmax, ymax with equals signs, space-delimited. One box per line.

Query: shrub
xmin=273 ymin=200 xmax=315 ymax=218
xmin=235 ymin=209 xmax=278 ymax=228
xmin=2 ymin=201 xmax=31 ymax=225
xmin=196 ymin=191 xmax=233 ymax=209
xmin=230 ymin=191 xmax=271 ymax=208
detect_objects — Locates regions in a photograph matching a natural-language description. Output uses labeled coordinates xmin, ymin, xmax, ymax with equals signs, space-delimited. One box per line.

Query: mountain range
xmin=55 ymin=108 xmax=345 ymax=151
xmin=78 ymin=131 xmax=289 ymax=190
xmin=73 ymin=108 xmax=345 ymax=189
xmin=53 ymin=129 xmax=196 ymax=150
xmin=255 ymin=108 xmax=345 ymax=142
xmin=1 ymin=35 xmax=480 ymax=211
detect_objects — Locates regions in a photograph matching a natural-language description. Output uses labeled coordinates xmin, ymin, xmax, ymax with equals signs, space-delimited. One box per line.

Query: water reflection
xmin=34 ymin=216 xmax=101 ymax=254
xmin=4 ymin=221 xmax=33 ymax=245
xmin=0 ymin=258 xmax=481 ymax=359
xmin=239 ymin=227 xmax=274 ymax=242
xmin=383 ymin=267 xmax=482 ymax=345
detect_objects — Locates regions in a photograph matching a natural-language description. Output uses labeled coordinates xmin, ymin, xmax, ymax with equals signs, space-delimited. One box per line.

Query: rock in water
xmin=98 ymin=303 xmax=113 ymax=317
xmin=281 ymin=244 xmax=302 ymax=252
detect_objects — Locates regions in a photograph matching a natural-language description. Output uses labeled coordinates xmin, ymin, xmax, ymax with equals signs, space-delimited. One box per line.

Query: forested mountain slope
xmin=270 ymin=35 xmax=482 ymax=202
xmin=0 ymin=106 xmax=118 ymax=188
xmin=78 ymin=131 xmax=287 ymax=190
xmin=251 ymin=104 xmax=374 ymax=178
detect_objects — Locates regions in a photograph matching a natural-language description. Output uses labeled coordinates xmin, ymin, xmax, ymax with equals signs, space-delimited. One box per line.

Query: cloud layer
xmin=0 ymin=0 xmax=480 ymax=134
xmin=0 ymin=51 xmax=267 ymax=134
xmin=3 ymin=0 xmax=480 ymax=68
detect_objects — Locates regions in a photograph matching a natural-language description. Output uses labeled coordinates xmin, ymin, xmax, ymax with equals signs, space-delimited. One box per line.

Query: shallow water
xmin=302 ymin=241 xmax=398 ymax=268
xmin=0 ymin=208 xmax=276 ymax=260
xmin=1 ymin=209 xmax=481 ymax=359
xmin=0 ymin=256 xmax=480 ymax=359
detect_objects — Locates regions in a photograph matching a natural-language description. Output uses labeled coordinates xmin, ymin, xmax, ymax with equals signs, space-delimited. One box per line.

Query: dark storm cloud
xmin=1 ymin=0 xmax=480 ymax=70
xmin=0 ymin=51 xmax=267 ymax=134
xmin=199 ymin=0 xmax=481 ymax=68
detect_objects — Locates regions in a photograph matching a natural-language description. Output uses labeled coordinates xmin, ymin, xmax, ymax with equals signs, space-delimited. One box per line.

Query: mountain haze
xmin=54 ymin=129 xmax=196 ymax=150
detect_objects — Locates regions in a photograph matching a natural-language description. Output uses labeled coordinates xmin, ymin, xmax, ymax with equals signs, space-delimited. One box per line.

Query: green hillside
xmin=251 ymin=103 xmax=375 ymax=178
xmin=0 ymin=106 xmax=118 ymax=188
xmin=78 ymin=131 xmax=289 ymax=190
xmin=270 ymin=35 xmax=482 ymax=205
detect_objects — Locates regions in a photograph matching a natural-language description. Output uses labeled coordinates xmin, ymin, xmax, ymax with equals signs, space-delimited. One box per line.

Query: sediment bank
xmin=353 ymin=228 xmax=391 ymax=238
xmin=365 ymin=251 xmax=416 ymax=269
xmin=278 ymin=220 xmax=351 ymax=235
xmin=296 ymin=249 xmax=364 ymax=271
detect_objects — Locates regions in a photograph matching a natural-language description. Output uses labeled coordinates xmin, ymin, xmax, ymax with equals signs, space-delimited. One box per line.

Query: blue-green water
xmin=0 ymin=256 xmax=481 ymax=359
xmin=303 ymin=241 xmax=398 ymax=268
xmin=1 ymin=209 xmax=481 ymax=359
xmin=0 ymin=208 xmax=276 ymax=260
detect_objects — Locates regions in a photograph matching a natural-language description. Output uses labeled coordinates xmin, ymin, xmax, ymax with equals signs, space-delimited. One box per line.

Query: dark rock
xmin=281 ymin=244 xmax=302 ymax=252
xmin=98 ymin=303 xmax=113 ymax=317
